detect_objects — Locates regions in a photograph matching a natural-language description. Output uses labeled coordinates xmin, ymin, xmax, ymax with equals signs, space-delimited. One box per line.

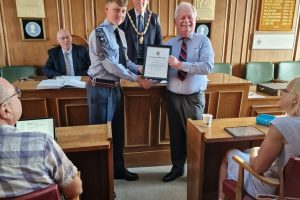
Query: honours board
xmin=259 ymin=0 xmax=296 ymax=31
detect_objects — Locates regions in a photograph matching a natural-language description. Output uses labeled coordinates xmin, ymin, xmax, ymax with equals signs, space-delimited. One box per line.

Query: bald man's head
xmin=0 ymin=77 xmax=22 ymax=125
xmin=56 ymin=29 xmax=72 ymax=51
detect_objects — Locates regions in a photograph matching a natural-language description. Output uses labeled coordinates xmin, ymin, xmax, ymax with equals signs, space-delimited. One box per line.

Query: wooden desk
xmin=14 ymin=74 xmax=250 ymax=167
xmin=245 ymin=86 xmax=283 ymax=117
xmin=187 ymin=117 xmax=268 ymax=200
xmin=13 ymin=77 xmax=89 ymax=127
xmin=56 ymin=124 xmax=114 ymax=200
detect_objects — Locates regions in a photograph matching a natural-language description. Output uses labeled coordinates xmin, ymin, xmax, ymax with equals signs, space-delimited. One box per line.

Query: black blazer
xmin=119 ymin=9 xmax=162 ymax=63
xmin=42 ymin=44 xmax=90 ymax=78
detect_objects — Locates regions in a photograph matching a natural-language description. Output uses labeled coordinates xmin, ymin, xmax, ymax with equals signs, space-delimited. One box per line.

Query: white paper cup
xmin=202 ymin=114 xmax=213 ymax=127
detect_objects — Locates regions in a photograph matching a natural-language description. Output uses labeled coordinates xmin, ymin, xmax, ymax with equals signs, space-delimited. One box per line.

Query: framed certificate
xmin=142 ymin=45 xmax=172 ymax=80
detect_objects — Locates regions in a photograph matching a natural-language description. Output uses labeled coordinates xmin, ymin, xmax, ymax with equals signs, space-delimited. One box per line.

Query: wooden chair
xmin=71 ymin=34 xmax=88 ymax=47
xmin=212 ymin=63 xmax=232 ymax=75
xmin=222 ymin=156 xmax=300 ymax=200
xmin=245 ymin=62 xmax=274 ymax=84
xmin=0 ymin=184 xmax=59 ymax=200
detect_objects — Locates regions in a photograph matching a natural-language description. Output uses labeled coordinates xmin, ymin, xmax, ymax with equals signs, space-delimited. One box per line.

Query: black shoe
xmin=114 ymin=192 xmax=116 ymax=199
xmin=114 ymin=168 xmax=139 ymax=181
xmin=162 ymin=167 xmax=184 ymax=182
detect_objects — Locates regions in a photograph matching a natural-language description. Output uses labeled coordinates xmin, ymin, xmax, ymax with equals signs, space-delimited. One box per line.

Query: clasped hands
xmin=137 ymin=65 xmax=155 ymax=89
xmin=137 ymin=76 xmax=154 ymax=89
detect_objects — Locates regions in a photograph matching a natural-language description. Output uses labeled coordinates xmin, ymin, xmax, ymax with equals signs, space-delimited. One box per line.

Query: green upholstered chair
xmin=211 ymin=63 xmax=232 ymax=75
xmin=245 ymin=62 xmax=274 ymax=84
xmin=0 ymin=66 xmax=37 ymax=83
xmin=277 ymin=61 xmax=300 ymax=81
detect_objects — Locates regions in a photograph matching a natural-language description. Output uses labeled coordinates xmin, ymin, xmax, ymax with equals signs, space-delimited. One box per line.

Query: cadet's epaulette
xmin=95 ymin=27 xmax=104 ymax=37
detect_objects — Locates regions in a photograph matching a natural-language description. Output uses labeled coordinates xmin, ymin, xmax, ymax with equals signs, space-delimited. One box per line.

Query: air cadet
xmin=87 ymin=0 xmax=146 ymax=181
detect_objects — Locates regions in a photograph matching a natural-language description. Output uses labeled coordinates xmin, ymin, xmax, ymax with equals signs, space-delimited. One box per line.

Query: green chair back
xmin=211 ymin=63 xmax=232 ymax=75
xmin=245 ymin=62 xmax=274 ymax=84
xmin=0 ymin=66 xmax=37 ymax=83
xmin=278 ymin=61 xmax=300 ymax=81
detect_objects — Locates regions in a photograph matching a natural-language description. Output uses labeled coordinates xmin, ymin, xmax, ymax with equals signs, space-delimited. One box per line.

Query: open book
xmin=37 ymin=79 xmax=86 ymax=89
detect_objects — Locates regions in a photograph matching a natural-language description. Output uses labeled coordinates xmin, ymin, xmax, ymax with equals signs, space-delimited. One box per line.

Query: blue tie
xmin=138 ymin=14 xmax=144 ymax=32
xmin=137 ymin=14 xmax=144 ymax=60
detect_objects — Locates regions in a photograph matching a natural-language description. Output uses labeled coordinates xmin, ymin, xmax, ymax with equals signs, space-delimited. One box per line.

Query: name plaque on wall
xmin=259 ymin=0 xmax=296 ymax=31
xmin=194 ymin=0 xmax=216 ymax=21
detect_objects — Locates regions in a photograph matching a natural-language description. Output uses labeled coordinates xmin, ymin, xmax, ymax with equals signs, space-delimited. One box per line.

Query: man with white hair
xmin=43 ymin=29 xmax=90 ymax=78
xmin=163 ymin=2 xmax=214 ymax=182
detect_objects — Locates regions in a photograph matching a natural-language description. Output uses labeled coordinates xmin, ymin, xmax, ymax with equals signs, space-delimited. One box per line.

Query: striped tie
xmin=177 ymin=38 xmax=187 ymax=81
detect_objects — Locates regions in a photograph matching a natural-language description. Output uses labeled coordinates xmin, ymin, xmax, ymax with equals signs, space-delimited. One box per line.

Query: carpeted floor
xmin=114 ymin=165 xmax=187 ymax=200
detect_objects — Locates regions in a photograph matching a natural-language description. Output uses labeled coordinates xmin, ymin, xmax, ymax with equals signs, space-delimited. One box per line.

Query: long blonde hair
xmin=285 ymin=77 xmax=300 ymax=116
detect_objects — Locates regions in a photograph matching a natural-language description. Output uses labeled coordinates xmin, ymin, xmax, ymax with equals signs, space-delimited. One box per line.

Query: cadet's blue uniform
xmin=87 ymin=19 xmax=139 ymax=172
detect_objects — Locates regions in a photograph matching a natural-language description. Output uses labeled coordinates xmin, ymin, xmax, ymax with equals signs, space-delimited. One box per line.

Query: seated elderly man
xmin=0 ymin=77 xmax=82 ymax=199
xmin=43 ymin=29 xmax=90 ymax=78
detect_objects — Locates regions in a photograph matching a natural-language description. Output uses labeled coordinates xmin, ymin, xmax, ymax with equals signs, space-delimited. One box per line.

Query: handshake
xmin=136 ymin=65 xmax=157 ymax=89
xmin=137 ymin=76 xmax=156 ymax=89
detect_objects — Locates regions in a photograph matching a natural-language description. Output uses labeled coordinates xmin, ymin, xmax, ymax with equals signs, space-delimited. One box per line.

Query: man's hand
xmin=137 ymin=76 xmax=154 ymax=89
xmin=138 ymin=65 xmax=143 ymax=74
xmin=168 ymin=55 xmax=183 ymax=70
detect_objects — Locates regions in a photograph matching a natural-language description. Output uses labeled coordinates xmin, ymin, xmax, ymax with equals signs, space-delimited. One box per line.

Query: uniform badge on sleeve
xmin=96 ymin=28 xmax=110 ymax=48
xmin=95 ymin=28 xmax=112 ymax=59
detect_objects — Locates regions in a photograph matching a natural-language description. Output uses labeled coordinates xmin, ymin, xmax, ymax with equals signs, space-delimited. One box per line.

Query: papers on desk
xmin=56 ymin=76 xmax=82 ymax=81
xmin=37 ymin=79 xmax=86 ymax=89
xmin=248 ymin=91 xmax=265 ymax=99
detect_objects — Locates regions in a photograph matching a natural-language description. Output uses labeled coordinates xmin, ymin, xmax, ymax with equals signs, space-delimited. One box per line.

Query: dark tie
xmin=114 ymin=28 xmax=127 ymax=67
xmin=137 ymin=14 xmax=144 ymax=32
xmin=137 ymin=14 xmax=144 ymax=60
xmin=177 ymin=38 xmax=187 ymax=81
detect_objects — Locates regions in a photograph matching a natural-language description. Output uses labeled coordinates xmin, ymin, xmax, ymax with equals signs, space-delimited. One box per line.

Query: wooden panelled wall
xmin=0 ymin=0 xmax=300 ymax=77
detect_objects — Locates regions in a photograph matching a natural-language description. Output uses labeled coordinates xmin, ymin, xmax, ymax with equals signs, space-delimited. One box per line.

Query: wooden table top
xmin=56 ymin=124 xmax=110 ymax=153
xmin=13 ymin=76 xmax=89 ymax=91
xmin=189 ymin=117 xmax=269 ymax=143
xmin=207 ymin=73 xmax=250 ymax=85
xmin=121 ymin=73 xmax=250 ymax=87
xmin=14 ymin=74 xmax=250 ymax=90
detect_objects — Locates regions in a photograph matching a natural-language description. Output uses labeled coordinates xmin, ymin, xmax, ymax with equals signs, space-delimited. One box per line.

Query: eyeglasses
xmin=279 ymin=88 xmax=293 ymax=96
xmin=58 ymin=36 xmax=71 ymax=40
xmin=0 ymin=87 xmax=21 ymax=106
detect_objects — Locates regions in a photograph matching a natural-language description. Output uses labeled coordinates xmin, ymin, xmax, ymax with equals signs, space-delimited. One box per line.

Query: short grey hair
xmin=174 ymin=2 xmax=197 ymax=20
xmin=0 ymin=78 xmax=8 ymax=103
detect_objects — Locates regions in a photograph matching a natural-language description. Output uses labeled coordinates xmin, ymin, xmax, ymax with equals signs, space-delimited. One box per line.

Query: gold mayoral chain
xmin=127 ymin=10 xmax=152 ymax=44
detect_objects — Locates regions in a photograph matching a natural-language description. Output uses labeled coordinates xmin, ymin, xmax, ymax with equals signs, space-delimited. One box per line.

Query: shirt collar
xmin=0 ymin=124 xmax=17 ymax=134
xmin=134 ymin=9 xmax=145 ymax=19
xmin=103 ymin=19 xmax=118 ymax=32
xmin=61 ymin=46 xmax=72 ymax=54
xmin=62 ymin=46 xmax=72 ymax=55
xmin=177 ymin=32 xmax=194 ymax=42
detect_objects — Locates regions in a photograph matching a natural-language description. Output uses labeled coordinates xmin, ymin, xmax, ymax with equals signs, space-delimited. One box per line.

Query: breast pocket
xmin=191 ymin=48 xmax=200 ymax=61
